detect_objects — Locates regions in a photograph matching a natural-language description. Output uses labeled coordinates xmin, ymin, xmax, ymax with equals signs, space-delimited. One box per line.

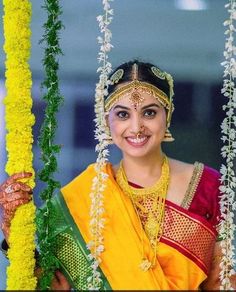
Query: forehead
xmin=111 ymin=91 xmax=163 ymax=108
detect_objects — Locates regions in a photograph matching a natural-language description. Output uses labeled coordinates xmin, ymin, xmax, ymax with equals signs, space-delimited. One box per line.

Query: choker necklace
xmin=116 ymin=155 xmax=170 ymax=271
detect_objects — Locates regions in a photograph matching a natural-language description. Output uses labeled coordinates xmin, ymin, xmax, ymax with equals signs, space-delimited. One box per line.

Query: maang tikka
xmin=129 ymin=63 xmax=144 ymax=110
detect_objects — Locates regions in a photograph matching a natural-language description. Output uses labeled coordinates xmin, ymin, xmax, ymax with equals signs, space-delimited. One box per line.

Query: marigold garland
xmin=36 ymin=0 xmax=64 ymax=289
xmin=3 ymin=0 xmax=37 ymax=290
xmin=219 ymin=0 xmax=236 ymax=289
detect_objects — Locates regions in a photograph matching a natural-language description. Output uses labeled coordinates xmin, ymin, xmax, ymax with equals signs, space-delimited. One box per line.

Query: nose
xmin=129 ymin=113 xmax=142 ymax=135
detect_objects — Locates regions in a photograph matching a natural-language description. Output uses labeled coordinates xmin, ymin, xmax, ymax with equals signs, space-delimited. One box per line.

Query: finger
xmin=5 ymin=182 xmax=32 ymax=194
xmin=0 ymin=190 xmax=32 ymax=204
xmin=4 ymin=191 xmax=32 ymax=202
xmin=55 ymin=270 xmax=67 ymax=281
xmin=0 ymin=172 xmax=32 ymax=190
xmin=54 ymin=270 xmax=71 ymax=290
xmin=3 ymin=198 xmax=31 ymax=212
xmin=9 ymin=172 xmax=32 ymax=184
xmin=50 ymin=276 xmax=60 ymax=290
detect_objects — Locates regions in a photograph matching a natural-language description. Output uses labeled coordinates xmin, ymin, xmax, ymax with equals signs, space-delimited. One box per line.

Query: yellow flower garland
xmin=3 ymin=0 xmax=37 ymax=289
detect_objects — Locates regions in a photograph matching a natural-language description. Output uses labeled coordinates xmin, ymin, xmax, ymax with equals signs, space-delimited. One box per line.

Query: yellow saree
xmin=57 ymin=162 xmax=219 ymax=290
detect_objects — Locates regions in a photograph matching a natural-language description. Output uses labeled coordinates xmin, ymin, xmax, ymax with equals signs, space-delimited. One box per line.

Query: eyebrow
xmin=112 ymin=105 xmax=130 ymax=111
xmin=142 ymin=103 xmax=160 ymax=110
xmin=112 ymin=103 xmax=160 ymax=111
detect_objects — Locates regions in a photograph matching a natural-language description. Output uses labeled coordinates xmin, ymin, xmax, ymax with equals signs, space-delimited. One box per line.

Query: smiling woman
xmin=0 ymin=59 xmax=235 ymax=290
xmin=47 ymin=59 xmax=231 ymax=289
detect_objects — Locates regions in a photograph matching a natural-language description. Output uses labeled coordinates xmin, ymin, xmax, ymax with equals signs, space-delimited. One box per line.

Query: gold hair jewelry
xmin=129 ymin=90 xmax=144 ymax=110
xmin=132 ymin=63 xmax=139 ymax=80
xmin=105 ymin=80 xmax=170 ymax=110
xmin=116 ymin=155 xmax=170 ymax=271
xmin=110 ymin=69 xmax=124 ymax=84
xmin=129 ymin=63 xmax=143 ymax=110
xmin=151 ymin=66 xmax=166 ymax=80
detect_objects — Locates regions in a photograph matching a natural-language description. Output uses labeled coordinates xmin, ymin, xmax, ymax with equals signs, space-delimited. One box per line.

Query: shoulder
xmin=167 ymin=158 xmax=196 ymax=205
xmin=169 ymin=158 xmax=194 ymax=173
xmin=61 ymin=162 xmax=113 ymax=193
xmin=169 ymin=158 xmax=220 ymax=187
xmin=168 ymin=158 xmax=195 ymax=184
xmin=63 ymin=163 xmax=96 ymax=186
xmin=189 ymin=162 xmax=221 ymax=226
xmin=60 ymin=163 xmax=99 ymax=207
xmin=201 ymin=164 xmax=221 ymax=183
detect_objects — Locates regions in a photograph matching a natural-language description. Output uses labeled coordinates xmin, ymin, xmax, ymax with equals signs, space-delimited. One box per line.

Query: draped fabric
xmin=50 ymin=162 xmax=220 ymax=290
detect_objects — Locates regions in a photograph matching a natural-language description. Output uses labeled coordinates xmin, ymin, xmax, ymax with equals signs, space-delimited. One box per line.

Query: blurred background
xmin=0 ymin=0 xmax=234 ymax=288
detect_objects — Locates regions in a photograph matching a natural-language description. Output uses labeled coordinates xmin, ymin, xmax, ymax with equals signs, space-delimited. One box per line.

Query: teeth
xmin=127 ymin=136 xmax=147 ymax=144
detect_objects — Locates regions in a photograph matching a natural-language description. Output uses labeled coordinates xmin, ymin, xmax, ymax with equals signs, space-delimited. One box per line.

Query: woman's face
xmin=107 ymin=91 xmax=167 ymax=159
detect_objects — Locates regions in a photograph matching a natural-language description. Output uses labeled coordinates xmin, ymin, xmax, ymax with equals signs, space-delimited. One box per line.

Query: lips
xmin=126 ymin=135 xmax=149 ymax=147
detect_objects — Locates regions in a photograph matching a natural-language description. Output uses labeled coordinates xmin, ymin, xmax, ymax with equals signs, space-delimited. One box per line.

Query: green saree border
xmin=55 ymin=191 xmax=112 ymax=290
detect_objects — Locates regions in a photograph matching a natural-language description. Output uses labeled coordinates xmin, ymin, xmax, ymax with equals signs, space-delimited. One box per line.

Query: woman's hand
xmin=51 ymin=270 xmax=71 ymax=290
xmin=0 ymin=172 xmax=32 ymax=240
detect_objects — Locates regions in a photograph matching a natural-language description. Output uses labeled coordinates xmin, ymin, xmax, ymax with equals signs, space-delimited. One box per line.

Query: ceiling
xmin=0 ymin=0 xmax=227 ymax=82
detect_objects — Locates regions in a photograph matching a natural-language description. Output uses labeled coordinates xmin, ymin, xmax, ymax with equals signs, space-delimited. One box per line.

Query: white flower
xmin=88 ymin=0 xmax=114 ymax=289
xmin=220 ymin=1 xmax=236 ymax=290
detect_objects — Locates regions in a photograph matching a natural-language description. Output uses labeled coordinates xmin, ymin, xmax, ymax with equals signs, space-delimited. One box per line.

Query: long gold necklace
xmin=116 ymin=155 xmax=170 ymax=271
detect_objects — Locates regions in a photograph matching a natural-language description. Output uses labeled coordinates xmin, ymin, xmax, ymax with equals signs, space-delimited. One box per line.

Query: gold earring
xmin=163 ymin=128 xmax=174 ymax=142
xmin=104 ymin=126 xmax=113 ymax=144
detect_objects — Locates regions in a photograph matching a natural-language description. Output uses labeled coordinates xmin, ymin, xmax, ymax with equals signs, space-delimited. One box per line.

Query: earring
xmin=163 ymin=128 xmax=174 ymax=142
xmin=104 ymin=125 xmax=113 ymax=144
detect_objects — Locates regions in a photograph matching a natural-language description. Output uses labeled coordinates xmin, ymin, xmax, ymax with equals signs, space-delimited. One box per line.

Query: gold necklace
xmin=116 ymin=155 xmax=170 ymax=271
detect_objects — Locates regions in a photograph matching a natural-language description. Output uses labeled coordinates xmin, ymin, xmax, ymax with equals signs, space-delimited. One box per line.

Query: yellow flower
xmin=3 ymin=0 xmax=37 ymax=289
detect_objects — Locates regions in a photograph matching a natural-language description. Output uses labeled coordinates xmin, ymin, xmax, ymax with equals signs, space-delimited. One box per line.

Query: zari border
xmin=181 ymin=162 xmax=204 ymax=209
xmin=55 ymin=192 xmax=112 ymax=290
xmin=162 ymin=202 xmax=216 ymax=274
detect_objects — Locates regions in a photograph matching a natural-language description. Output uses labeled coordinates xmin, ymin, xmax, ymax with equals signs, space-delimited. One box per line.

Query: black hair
xmin=106 ymin=59 xmax=172 ymax=100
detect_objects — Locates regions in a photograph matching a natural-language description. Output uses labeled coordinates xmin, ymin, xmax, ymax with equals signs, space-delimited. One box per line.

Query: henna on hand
xmin=0 ymin=172 xmax=32 ymax=239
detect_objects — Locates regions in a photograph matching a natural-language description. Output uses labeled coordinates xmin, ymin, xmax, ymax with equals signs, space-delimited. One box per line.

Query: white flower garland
xmin=219 ymin=0 xmax=236 ymax=290
xmin=87 ymin=0 xmax=113 ymax=290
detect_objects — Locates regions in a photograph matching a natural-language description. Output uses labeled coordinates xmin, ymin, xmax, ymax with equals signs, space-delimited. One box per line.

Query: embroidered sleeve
xmin=181 ymin=162 xmax=204 ymax=209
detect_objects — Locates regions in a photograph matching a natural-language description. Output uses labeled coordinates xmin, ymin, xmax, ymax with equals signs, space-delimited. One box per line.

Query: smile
xmin=126 ymin=136 xmax=149 ymax=146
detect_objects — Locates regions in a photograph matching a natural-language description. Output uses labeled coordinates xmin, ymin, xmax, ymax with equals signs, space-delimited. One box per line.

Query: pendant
xmin=139 ymin=259 xmax=152 ymax=271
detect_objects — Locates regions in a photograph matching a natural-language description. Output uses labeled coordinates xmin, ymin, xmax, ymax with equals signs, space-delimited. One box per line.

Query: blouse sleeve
xmin=188 ymin=165 xmax=221 ymax=231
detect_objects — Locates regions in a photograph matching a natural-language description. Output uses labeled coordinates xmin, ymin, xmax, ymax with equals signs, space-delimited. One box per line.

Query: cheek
xmin=110 ymin=122 xmax=124 ymax=136
xmin=149 ymin=114 xmax=167 ymax=135
xmin=108 ymin=116 xmax=125 ymax=137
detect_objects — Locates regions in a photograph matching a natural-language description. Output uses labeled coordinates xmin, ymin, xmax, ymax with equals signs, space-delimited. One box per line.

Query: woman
xmin=0 ymin=60 xmax=234 ymax=290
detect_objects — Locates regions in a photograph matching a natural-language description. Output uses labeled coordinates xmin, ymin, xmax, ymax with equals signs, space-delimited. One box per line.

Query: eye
xmin=116 ymin=111 xmax=129 ymax=119
xmin=143 ymin=109 xmax=156 ymax=118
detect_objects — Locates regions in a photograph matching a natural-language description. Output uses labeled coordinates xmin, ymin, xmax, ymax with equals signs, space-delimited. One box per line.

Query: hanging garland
xmin=3 ymin=0 xmax=37 ymax=290
xmin=36 ymin=0 xmax=64 ymax=290
xmin=87 ymin=0 xmax=113 ymax=290
xmin=219 ymin=0 xmax=236 ymax=290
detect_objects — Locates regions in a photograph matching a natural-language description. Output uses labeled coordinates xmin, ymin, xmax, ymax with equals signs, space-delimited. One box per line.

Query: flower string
xmin=3 ymin=0 xmax=37 ymax=289
xmin=219 ymin=0 xmax=236 ymax=289
xmin=87 ymin=0 xmax=113 ymax=289
xmin=36 ymin=0 xmax=64 ymax=289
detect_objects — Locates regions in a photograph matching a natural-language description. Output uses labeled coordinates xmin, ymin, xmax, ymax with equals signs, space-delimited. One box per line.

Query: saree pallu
xmin=50 ymin=162 xmax=220 ymax=290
